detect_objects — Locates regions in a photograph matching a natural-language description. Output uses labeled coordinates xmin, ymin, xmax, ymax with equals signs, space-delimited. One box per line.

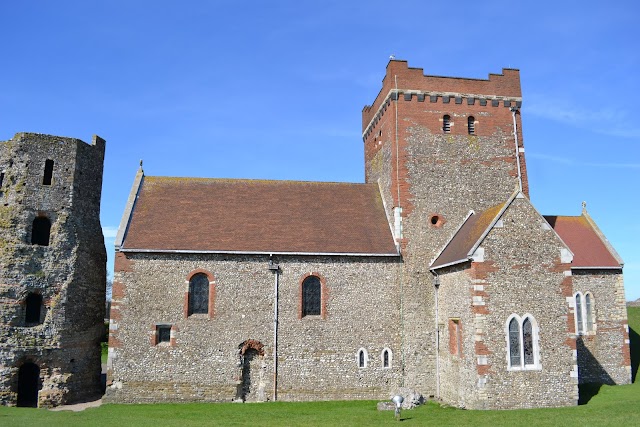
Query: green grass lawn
xmin=3 ymin=308 xmax=640 ymax=427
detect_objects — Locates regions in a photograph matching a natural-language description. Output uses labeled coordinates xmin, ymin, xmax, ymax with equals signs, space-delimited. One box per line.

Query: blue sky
xmin=1 ymin=1 xmax=639 ymax=299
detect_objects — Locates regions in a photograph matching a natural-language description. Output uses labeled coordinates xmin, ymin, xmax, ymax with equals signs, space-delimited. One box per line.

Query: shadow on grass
xmin=578 ymin=383 xmax=602 ymax=405
xmin=629 ymin=326 xmax=640 ymax=383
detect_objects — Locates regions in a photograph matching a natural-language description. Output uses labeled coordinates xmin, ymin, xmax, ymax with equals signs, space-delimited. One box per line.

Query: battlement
xmin=362 ymin=60 xmax=521 ymax=132
xmin=8 ymin=132 xmax=105 ymax=151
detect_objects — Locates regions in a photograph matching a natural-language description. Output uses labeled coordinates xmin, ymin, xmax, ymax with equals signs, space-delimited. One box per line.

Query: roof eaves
xmin=117 ymin=248 xmax=401 ymax=257
xmin=430 ymin=257 xmax=472 ymax=271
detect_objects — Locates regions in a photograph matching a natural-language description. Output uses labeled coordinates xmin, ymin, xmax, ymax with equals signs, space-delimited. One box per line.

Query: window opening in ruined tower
xmin=468 ymin=116 xmax=475 ymax=134
xmin=575 ymin=293 xmax=584 ymax=334
xmin=25 ymin=293 xmax=43 ymax=324
xmin=31 ymin=216 xmax=51 ymax=246
xmin=0 ymin=172 xmax=4 ymax=188
xmin=302 ymin=275 xmax=321 ymax=316
xmin=443 ymin=115 xmax=451 ymax=133
xmin=42 ymin=159 xmax=54 ymax=185
xmin=585 ymin=293 xmax=594 ymax=332
xmin=188 ymin=273 xmax=209 ymax=315
xmin=17 ymin=362 xmax=40 ymax=407
xmin=383 ymin=349 xmax=390 ymax=368
xmin=508 ymin=317 xmax=521 ymax=367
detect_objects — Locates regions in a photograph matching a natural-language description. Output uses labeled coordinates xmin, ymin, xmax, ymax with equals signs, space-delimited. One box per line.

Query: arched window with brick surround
xmin=185 ymin=270 xmax=215 ymax=318
xmin=299 ymin=273 xmax=327 ymax=319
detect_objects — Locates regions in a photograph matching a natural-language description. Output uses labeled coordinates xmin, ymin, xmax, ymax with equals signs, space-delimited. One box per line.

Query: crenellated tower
xmin=362 ymin=60 xmax=528 ymax=392
xmin=0 ymin=133 xmax=106 ymax=407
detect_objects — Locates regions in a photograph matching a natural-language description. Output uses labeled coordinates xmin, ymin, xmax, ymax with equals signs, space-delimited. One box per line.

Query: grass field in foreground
xmin=2 ymin=307 xmax=639 ymax=427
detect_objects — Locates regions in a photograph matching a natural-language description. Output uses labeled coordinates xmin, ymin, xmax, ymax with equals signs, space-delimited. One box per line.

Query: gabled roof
xmin=543 ymin=214 xmax=622 ymax=269
xmin=430 ymin=201 xmax=507 ymax=270
xmin=118 ymin=173 xmax=399 ymax=256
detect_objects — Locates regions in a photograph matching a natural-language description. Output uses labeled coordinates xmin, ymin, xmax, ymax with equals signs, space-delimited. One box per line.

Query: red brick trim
xmin=298 ymin=272 xmax=328 ymax=320
xmin=184 ymin=269 xmax=216 ymax=319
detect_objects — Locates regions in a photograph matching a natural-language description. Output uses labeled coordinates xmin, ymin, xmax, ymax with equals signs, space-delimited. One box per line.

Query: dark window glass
xmin=443 ymin=115 xmax=451 ymax=133
xmin=157 ymin=326 xmax=171 ymax=343
xmin=383 ymin=350 xmax=389 ymax=368
xmin=43 ymin=159 xmax=54 ymax=185
xmin=302 ymin=276 xmax=321 ymax=316
xmin=468 ymin=116 xmax=475 ymax=134
xmin=509 ymin=318 xmax=520 ymax=367
xmin=31 ymin=217 xmax=51 ymax=246
xmin=25 ymin=293 xmax=42 ymax=324
xmin=188 ymin=273 xmax=209 ymax=315
xmin=523 ymin=318 xmax=534 ymax=365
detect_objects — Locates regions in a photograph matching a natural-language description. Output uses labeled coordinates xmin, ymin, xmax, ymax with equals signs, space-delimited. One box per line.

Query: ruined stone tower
xmin=362 ymin=60 xmax=527 ymax=392
xmin=0 ymin=133 xmax=106 ymax=407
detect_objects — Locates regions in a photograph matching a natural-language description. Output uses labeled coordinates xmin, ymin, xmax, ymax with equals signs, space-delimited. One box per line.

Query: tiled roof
xmin=430 ymin=203 xmax=505 ymax=269
xmin=121 ymin=176 xmax=398 ymax=255
xmin=543 ymin=215 xmax=621 ymax=268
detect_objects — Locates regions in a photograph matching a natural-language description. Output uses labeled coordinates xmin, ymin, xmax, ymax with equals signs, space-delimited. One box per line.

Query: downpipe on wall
xmin=268 ymin=257 xmax=280 ymax=401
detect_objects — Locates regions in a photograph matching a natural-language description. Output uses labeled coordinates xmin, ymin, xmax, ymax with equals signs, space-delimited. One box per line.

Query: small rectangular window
xmin=0 ymin=172 xmax=4 ymax=188
xmin=157 ymin=325 xmax=171 ymax=344
xmin=43 ymin=159 xmax=54 ymax=185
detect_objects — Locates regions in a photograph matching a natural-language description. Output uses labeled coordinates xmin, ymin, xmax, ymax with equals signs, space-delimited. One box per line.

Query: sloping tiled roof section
xmin=121 ymin=177 xmax=399 ymax=255
xmin=543 ymin=215 xmax=621 ymax=268
xmin=431 ymin=203 xmax=505 ymax=269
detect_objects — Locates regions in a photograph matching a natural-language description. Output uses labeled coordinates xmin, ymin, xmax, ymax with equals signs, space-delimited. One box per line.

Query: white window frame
xmin=357 ymin=348 xmax=368 ymax=368
xmin=574 ymin=291 xmax=596 ymax=335
xmin=505 ymin=313 xmax=541 ymax=371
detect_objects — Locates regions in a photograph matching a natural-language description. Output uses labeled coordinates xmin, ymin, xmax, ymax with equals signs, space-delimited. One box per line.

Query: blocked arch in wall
xmin=298 ymin=272 xmax=328 ymax=319
xmin=184 ymin=269 xmax=215 ymax=318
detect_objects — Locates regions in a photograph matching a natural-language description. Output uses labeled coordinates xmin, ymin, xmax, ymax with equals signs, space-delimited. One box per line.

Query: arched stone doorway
xmin=17 ymin=362 xmax=40 ymax=407
xmin=236 ymin=340 xmax=266 ymax=402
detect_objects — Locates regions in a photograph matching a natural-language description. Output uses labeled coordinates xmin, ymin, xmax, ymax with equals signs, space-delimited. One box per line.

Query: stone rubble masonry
xmin=105 ymin=253 xmax=404 ymax=403
xmin=0 ymin=133 xmax=107 ymax=407
xmin=105 ymin=60 xmax=630 ymax=409
xmin=364 ymin=61 xmax=530 ymax=399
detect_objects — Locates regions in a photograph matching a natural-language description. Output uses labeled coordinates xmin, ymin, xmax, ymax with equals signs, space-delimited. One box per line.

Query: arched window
xmin=468 ymin=116 xmax=475 ymax=134
xmin=585 ymin=293 xmax=594 ymax=332
xmin=506 ymin=314 xmax=540 ymax=370
xmin=188 ymin=273 xmax=209 ymax=315
xmin=575 ymin=292 xmax=595 ymax=334
xmin=508 ymin=317 xmax=521 ymax=367
xmin=575 ymin=293 xmax=583 ymax=334
xmin=302 ymin=275 xmax=321 ymax=316
xmin=443 ymin=115 xmax=451 ymax=133
xmin=31 ymin=217 xmax=51 ymax=246
xmin=382 ymin=348 xmax=392 ymax=368
xmin=357 ymin=348 xmax=368 ymax=368
xmin=42 ymin=159 xmax=54 ymax=185
xmin=25 ymin=293 xmax=43 ymax=324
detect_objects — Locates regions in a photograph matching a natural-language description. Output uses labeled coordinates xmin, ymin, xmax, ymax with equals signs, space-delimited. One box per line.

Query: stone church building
xmin=106 ymin=60 xmax=630 ymax=409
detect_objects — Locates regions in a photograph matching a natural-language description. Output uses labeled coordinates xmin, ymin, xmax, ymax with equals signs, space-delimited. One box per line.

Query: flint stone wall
xmin=106 ymin=253 xmax=403 ymax=403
